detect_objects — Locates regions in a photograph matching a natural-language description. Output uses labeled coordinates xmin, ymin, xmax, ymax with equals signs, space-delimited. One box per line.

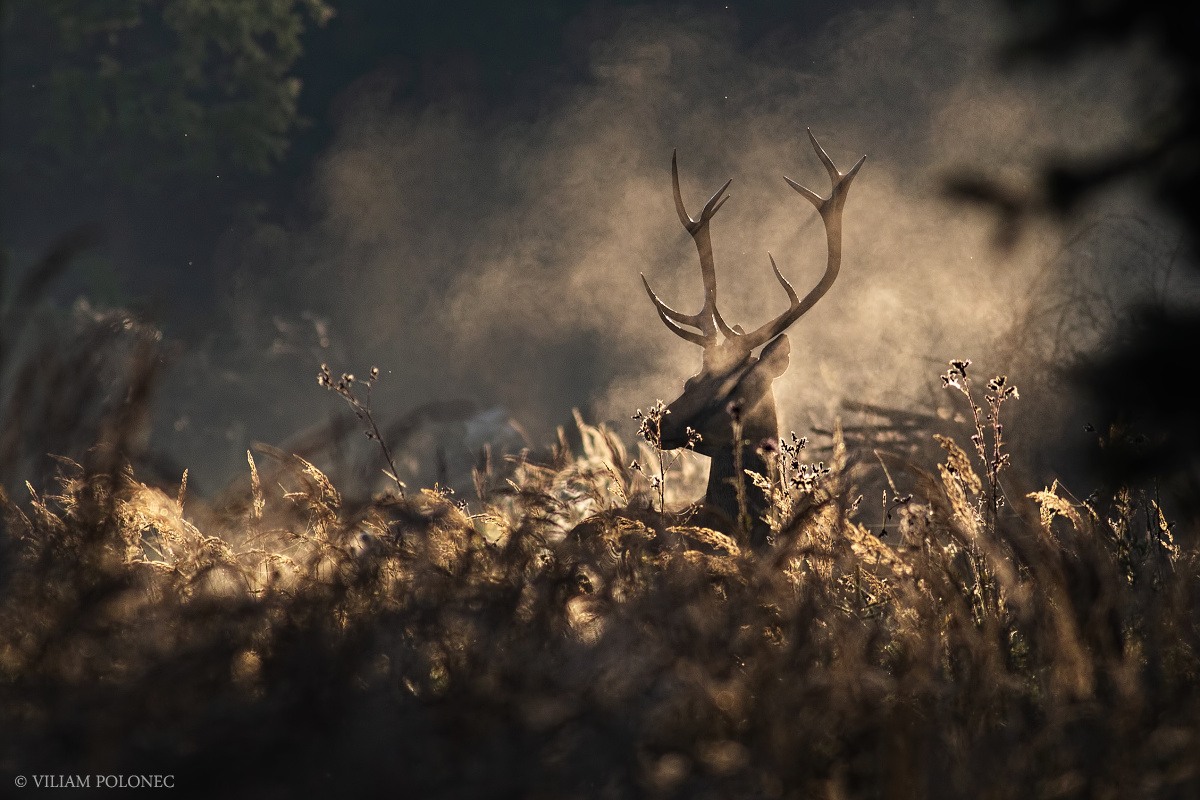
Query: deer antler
xmin=732 ymin=129 xmax=865 ymax=350
xmin=640 ymin=151 xmax=735 ymax=347
xmin=643 ymin=130 xmax=865 ymax=354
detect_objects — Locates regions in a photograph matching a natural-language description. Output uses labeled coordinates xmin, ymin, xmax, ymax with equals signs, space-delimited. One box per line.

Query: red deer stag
xmin=641 ymin=129 xmax=864 ymax=547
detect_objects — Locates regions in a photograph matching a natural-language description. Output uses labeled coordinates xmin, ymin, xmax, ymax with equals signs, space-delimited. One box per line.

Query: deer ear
xmin=759 ymin=335 xmax=791 ymax=378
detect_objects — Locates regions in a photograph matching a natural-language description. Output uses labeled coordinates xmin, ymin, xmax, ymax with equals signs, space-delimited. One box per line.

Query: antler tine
xmin=640 ymin=273 xmax=709 ymax=345
xmin=712 ymin=303 xmax=740 ymax=340
xmin=644 ymin=151 xmax=736 ymax=347
xmin=785 ymin=129 xmax=866 ymax=217
xmin=807 ymin=128 xmax=841 ymax=185
xmin=766 ymin=253 xmax=800 ymax=306
xmin=672 ymin=150 xmax=732 ymax=232
xmin=735 ymin=131 xmax=865 ymax=351
xmin=783 ymin=175 xmax=825 ymax=209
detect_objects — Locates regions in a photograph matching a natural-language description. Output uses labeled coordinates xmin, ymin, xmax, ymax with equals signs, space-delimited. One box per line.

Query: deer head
xmin=642 ymin=130 xmax=864 ymax=546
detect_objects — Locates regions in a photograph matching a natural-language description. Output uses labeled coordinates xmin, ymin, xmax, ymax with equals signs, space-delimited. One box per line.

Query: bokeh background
xmin=4 ymin=0 xmax=1196 ymax=508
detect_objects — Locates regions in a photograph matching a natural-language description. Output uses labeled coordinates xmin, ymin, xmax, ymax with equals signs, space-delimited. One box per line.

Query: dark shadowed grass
xmin=1 ymin=311 xmax=1197 ymax=799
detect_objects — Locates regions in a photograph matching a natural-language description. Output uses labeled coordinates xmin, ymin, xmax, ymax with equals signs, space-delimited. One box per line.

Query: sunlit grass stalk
xmin=942 ymin=359 xmax=1019 ymax=621
xmin=318 ymin=364 xmax=405 ymax=497
xmin=631 ymin=400 xmax=700 ymax=518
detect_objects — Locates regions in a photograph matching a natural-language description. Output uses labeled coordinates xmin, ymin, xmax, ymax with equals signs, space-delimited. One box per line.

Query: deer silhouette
xmin=641 ymin=130 xmax=864 ymax=547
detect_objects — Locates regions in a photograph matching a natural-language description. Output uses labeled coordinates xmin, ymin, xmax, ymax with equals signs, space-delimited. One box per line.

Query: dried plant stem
xmin=631 ymin=401 xmax=700 ymax=517
xmin=731 ymin=416 xmax=751 ymax=542
xmin=318 ymin=364 xmax=406 ymax=497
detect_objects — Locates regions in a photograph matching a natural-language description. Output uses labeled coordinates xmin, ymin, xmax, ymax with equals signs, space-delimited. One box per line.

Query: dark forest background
xmin=3 ymin=0 xmax=851 ymax=317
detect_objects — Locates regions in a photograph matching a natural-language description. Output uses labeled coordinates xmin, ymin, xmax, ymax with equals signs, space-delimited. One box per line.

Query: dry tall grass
xmin=1 ymin=314 xmax=1196 ymax=799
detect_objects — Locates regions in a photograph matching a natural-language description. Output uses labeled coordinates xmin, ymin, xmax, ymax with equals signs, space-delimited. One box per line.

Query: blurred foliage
xmin=947 ymin=0 xmax=1200 ymax=522
xmin=1001 ymin=0 xmax=1199 ymax=237
xmin=1 ymin=0 xmax=332 ymax=194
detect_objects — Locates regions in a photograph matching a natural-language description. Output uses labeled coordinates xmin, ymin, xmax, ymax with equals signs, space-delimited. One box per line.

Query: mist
xmin=157 ymin=0 xmax=1188 ymax=494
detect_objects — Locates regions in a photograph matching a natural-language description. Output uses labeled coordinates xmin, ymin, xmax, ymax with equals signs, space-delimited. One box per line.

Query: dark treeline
xmin=0 ymin=0 xmax=852 ymax=325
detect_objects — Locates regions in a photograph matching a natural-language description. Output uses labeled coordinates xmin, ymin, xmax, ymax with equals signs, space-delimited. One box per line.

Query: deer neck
xmin=703 ymin=413 xmax=776 ymax=547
